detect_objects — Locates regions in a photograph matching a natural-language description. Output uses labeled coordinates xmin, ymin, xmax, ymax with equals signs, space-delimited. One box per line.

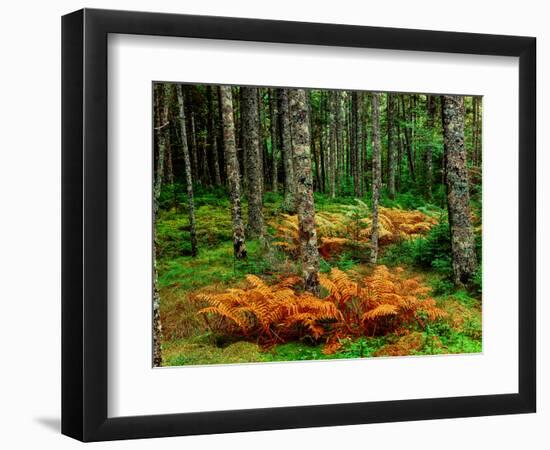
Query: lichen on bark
xmin=241 ymin=87 xmax=264 ymax=238
xmin=441 ymin=95 xmax=477 ymax=285
xmin=220 ymin=86 xmax=247 ymax=259
xmin=289 ymin=88 xmax=320 ymax=295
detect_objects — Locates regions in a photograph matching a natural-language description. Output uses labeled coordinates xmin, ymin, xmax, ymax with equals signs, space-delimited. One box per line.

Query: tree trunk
xmin=387 ymin=93 xmax=396 ymax=199
xmin=207 ymin=86 xmax=222 ymax=186
xmin=362 ymin=93 xmax=369 ymax=194
xmin=441 ymin=95 xmax=477 ymax=285
xmin=425 ymin=94 xmax=436 ymax=200
xmin=176 ymin=85 xmax=198 ymax=257
xmin=318 ymin=102 xmax=326 ymax=194
xmin=474 ymin=96 xmax=482 ymax=167
xmin=401 ymin=96 xmax=416 ymax=182
xmin=356 ymin=92 xmax=364 ymax=197
xmin=220 ymin=86 xmax=247 ymax=259
xmin=152 ymin=83 xmax=170 ymax=367
xmin=242 ymin=87 xmax=264 ymax=238
xmin=370 ymin=92 xmax=382 ymax=264
xmin=277 ymin=88 xmax=296 ymax=212
xmin=259 ymin=90 xmax=269 ymax=190
xmin=335 ymin=90 xmax=344 ymax=194
xmin=350 ymin=91 xmax=360 ymax=197
xmin=269 ymin=89 xmax=279 ymax=192
xmin=189 ymin=107 xmax=201 ymax=184
xmin=397 ymin=129 xmax=403 ymax=192
xmin=289 ymin=88 xmax=320 ymax=296
xmin=328 ymin=91 xmax=337 ymax=198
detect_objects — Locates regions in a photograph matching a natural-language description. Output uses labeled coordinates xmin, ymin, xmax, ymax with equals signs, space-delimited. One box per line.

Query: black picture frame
xmin=62 ymin=8 xmax=536 ymax=442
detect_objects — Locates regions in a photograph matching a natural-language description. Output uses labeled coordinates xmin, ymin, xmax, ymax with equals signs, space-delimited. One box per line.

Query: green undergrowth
xmin=156 ymin=187 xmax=481 ymax=366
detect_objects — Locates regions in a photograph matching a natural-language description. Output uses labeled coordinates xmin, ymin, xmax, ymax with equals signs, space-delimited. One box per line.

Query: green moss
xmin=162 ymin=336 xmax=267 ymax=366
xmin=157 ymin=239 xmax=270 ymax=291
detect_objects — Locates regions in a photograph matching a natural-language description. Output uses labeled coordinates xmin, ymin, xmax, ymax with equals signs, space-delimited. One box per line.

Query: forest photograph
xmin=152 ymin=82 xmax=482 ymax=367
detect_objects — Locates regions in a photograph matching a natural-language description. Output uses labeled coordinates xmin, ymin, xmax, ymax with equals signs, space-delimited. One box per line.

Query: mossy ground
xmin=157 ymin=188 xmax=482 ymax=366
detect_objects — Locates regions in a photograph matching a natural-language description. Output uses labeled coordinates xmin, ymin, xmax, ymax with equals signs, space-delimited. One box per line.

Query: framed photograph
xmin=62 ymin=8 xmax=536 ymax=442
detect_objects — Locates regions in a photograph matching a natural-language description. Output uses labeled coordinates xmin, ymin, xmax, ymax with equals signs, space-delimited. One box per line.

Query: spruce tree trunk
xmin=189 ymin=107 xmax=200 ymax=183
xmin=277 ymin=88 xmax=296 ymax=212
xmin=289 ymin=88 xmax=320 ymax=295
xmin=351 ymin=92 xmax=358 ymax=196
xmin=242 ymin=87 xmax=264 ymax=237
xmin=356 ymin=92 xmax=364 ymax=197
xmin=387 ymin=93 xmax=396 ymax=199
xmin=152 ymin=83 xmax=170 ymax=367
xmin=176 ymin=85 xmax=198 ymax=257
xmin=219 ymin=86 xmax=247 ymax=259
xmin=185 ymin=89 xmax=199 ymax=182
xmin=401 ymin=96 xmax=416 ymax=182
xmin=328 ymin=91 xmax=337 ymax=198
xmin=425 ymin=95 xmax=436 ymax=200
xmin=441 ymin=95 xmax=477 ymax=285
xmin=269 ymin=89 xmax=279 ymax=193
xmin=207 ymin=86 xmax=222 ymax=186
xmin=335 ymin=90 xmax=344 ymax=194
xmin=370 ymin=92 xmax=382 ymax=264
xmin=396 ymin=120 xmax=403 ymax=192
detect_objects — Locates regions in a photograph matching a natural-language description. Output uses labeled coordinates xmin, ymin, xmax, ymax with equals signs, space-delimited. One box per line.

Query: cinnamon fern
xmin=192 ymin=266 xmax=445 ymax=344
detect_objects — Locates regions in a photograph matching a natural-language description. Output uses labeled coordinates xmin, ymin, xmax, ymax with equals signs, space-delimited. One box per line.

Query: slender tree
xmin=441 ymin=95 xmax=477 ymax=285
xmin=350 ymin=91 xmax=361 ymax=197
xmin=269 ymin=89 xmax=279 ymax=192
xmin=387 ymin=93 xmax=396 ymax=199
xmin=289 ymin=88 xmax=320 ymax=295
xmin=242 ymin=87 xmax=264 ymax=237
xmin=188 ymin=100 xmax=200 ymax=183
xmin=425 ymin=94 xmax=436 ymax=200
xmin=328 ymin=91 xmax=337 ymax=198
xmin=277 ymin=88 xmax=296 ymax=212
xmin=335 ymin=90 xmax=344 ymax=194
xmin=176 ymin=85 xmax=198 ymax=257
xmin=401 ymin=96 xmax=416 ymax=182
xmin=370 ymin=92 xmax=382 ymax=264
xmin=219 ymin=86 xmax=247 ymax=259
xmin=356 ymin=92 xmax=364 ymax=196
xmin=207 ymin=86 xmax=222 ymax=186
xmin=152 ymin=83 xmax=170 ymax=367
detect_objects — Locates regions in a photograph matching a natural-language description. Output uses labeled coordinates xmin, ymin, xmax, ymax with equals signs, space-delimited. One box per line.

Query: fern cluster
xmin=192 ymin=266 xmax=446 ymax=345
xmin=320 ymin=265 xmax=446 ymax=336
xmin=271 ymin=205 xmax=437 ymax=258
xmin=192 ymin=275 xmax=342 ymax=343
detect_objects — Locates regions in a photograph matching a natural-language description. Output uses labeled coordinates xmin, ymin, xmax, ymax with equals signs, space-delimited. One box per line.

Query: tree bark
xmin=370 ymin=92 xmax=382 ymax=264
xmin=387 ymin=93 xmax=396 ymax=199
xmin=220 ymin=86 xmax=247 ymax=259
xmin=189 ymin=106 xmax=201 ymax=184
xmin=401 ymin=96 xmax=416 ymax=182
xmin=269 ymin=89 xmax=279 ymax=193
xmin=328 ymin=91 xmax=337 ymax=198
xmin=176 ymin=85 xmax=198 ymax=257
xmin=425 ymin=94 xmax=436 ymax=200
xmin=356 ymin=92 xmax=364 ymax=197
xmin=350 ymin=91 xmax=360 ymax=197
xmin=152 ymin=83 xmax=170 ymax=367
xmin=335 ymin=90 xmax=344 ymax=194
xmin=241 ymin=87 xmax=264 ymax=238
xmin=289 ymin=88 xmax=320 ymax=296
xmin=277 ymin=88 xmax=296 ymax=212
xmin=441 ymin=95 xmax=477 ymax=285
xmin=207 ymin=86 xmax=222 ymax=186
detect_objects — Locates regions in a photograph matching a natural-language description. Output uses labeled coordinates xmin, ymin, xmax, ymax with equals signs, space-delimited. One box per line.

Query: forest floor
xmin=156 ymin=187 xmax=482 ymax=366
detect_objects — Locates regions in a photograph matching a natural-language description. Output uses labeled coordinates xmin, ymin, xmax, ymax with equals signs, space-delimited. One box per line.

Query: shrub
xmin=410 ymin=220 xmax=452 ymax=276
